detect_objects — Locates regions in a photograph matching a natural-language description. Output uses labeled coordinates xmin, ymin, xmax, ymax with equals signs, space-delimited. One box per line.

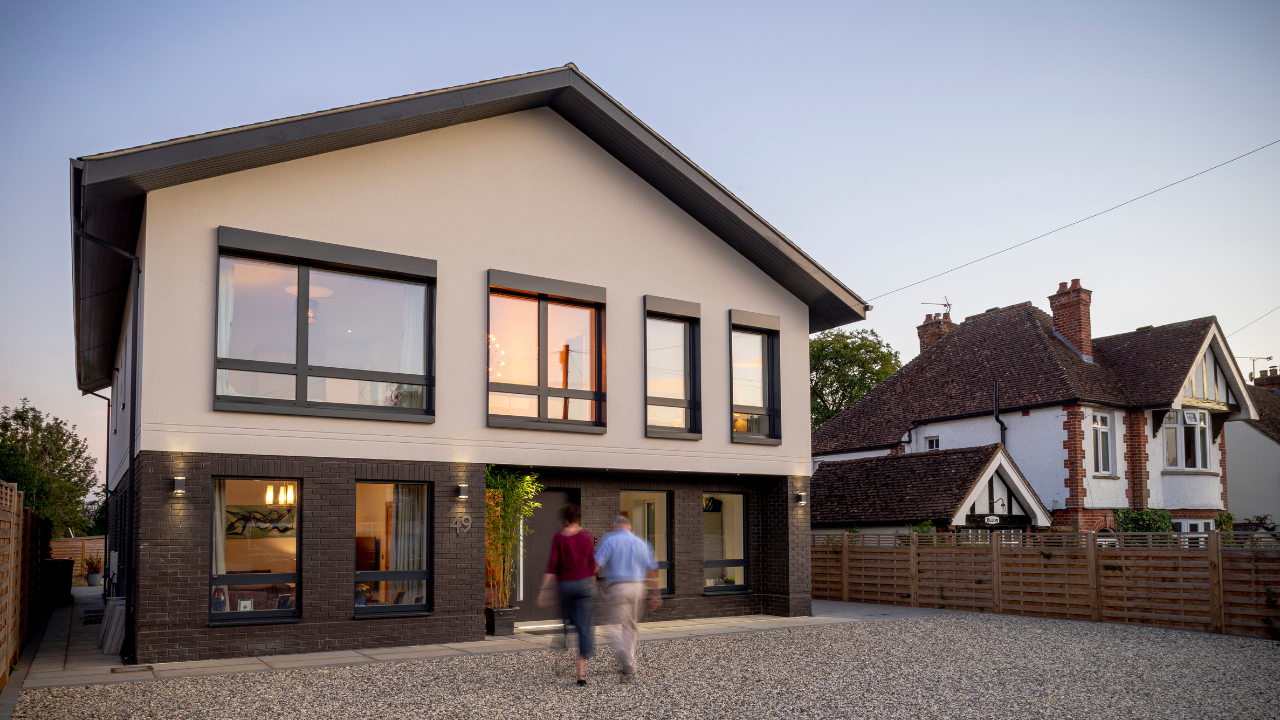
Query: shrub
xmin=1217 ymin=511 xmax=1234 ymax=531
xmin=1114 ymin=508 xmax=1172 ymax=532
xmin=906 ymin=519 xmax=936 ymax=534
xmin=83 ymin=554 xmax=103 ymax=575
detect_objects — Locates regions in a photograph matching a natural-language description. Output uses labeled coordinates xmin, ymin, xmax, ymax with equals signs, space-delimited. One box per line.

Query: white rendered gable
xmin=950 ymin=451 xmax=1053 ymax=526
xmin=1175 ymin=327 xmax=1257 ymax=421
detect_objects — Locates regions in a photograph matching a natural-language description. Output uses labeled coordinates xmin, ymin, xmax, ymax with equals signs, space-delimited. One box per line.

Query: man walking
xmin=594 ymin=515 xmax=661 ymax=679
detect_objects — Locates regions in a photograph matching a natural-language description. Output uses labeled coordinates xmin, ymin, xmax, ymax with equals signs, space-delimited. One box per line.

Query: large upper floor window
xmin=1163 ymin=409 xmax=1211 ymax=470
xmin=212 ymin=477 xmax=299 ymax=624
xmin=644 ymin=296 xmax=701 ymax=440
xmin=487 ymin=270 xmax=605 ymax=433
xmin=214 ymin=227 xmax=436 ymax=423
xmin=729 ymin=310 xmax=781 ymax=445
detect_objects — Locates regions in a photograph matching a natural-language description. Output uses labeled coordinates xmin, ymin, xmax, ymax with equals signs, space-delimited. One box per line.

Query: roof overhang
xmin=949 ymin=448 xmax=1053 ymax=527
xmin=69 ymin=65 xmax=868 ymax=392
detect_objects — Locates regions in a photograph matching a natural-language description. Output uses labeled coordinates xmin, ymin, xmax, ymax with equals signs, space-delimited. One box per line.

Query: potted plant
xmin=84 ymin=554 xmax=104 ymax=587
xmin=484 ymin=466 xmax=542 ymax=635
xmin=354 ymin=583 xmax=372 ymax=606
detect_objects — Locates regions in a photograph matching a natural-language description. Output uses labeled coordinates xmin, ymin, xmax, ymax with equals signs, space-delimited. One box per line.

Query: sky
xmin=2 ymin=1 xmax=1278 ymax=490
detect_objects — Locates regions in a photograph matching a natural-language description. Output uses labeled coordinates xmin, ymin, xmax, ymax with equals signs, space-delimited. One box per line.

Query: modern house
xmin=812 ymin=280 xmax=1258 ymax=532
xmin=1223 ymin=369 xmax=1280 ymax=524
xmin=69 ymin=65 xmax=869 ymax=663
xmin=810 ymin=444 xmax=1052 ymax=534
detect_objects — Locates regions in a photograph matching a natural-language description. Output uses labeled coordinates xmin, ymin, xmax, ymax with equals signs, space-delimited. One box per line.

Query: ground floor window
xmin=703 ymin=493 xmax=747 ymax=591
xmin=355 ymin=482 xmax=431 ymax=614
xmin=211 ymin=478 xmax=300 ymax=622
xmin=619 ymin=491 xmax=672 ymax=594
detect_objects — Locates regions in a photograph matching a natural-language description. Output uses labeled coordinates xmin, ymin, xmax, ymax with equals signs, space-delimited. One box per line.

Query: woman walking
xmin=538 ymin=503 xmax=597 ymax=685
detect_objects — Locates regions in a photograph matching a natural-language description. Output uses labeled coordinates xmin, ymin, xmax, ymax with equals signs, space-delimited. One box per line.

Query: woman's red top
xmin=546 ymin=529 xmax=596 ymax=582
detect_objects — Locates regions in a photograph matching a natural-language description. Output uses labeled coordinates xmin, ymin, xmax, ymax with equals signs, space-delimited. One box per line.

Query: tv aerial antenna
xmin=921 ymin=296 xmax=952 ymax=315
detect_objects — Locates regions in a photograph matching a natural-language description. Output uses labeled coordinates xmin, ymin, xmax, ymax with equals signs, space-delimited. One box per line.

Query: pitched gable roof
xmin=810 ymin=444 xmax=1001 ymax=525
xmin=70 ymin=65 xmax=867 ymax=392
xmin=813 ymin=304 xmax=1226 ymax=455
xmin=1244 ymin=385 xmax=1280 ymax=445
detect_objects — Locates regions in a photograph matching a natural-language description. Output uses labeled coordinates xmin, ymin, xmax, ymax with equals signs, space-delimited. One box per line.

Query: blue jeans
xmin=558 ymin=578 xmax=595 ymax=659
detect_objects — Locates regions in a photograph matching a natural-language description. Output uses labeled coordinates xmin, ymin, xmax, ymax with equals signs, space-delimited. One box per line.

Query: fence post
xmin=1208 ymin=530 xmax=1223 ymax=634
xmin=1086 ymin=531 xmax=1101 ymax=622
xmin=991 ymin=530 xmax=1002 ymax=614
xmin=841 ymin=531 xmax=850 ymax=603
xmin=909 ymin=532 xmax=919 ymax=608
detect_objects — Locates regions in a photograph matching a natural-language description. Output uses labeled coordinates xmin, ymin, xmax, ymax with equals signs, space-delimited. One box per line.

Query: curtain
xmin=390 ymin=484 xmax=427 ymax=602
xmin=216 ymin=258 xmax=235 ymax=358
xmin=212 ymin=479 xmax=228 ymax=611
xmin=399 ymin=284 xmax=425 ymax=375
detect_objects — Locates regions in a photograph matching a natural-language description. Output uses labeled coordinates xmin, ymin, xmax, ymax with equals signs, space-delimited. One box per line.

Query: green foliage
xmin=810 ymin=329 xmax=902 ymax=429
xmin=906 ymin=519 xmax=936 ymax=534
xmin=484 ymin=466 xmax=543 ymax=608
xmin=1114 ymin=508 xmax=1173 ymax=533
xmin=0 ymin=400 xmax=100 ymax=538
xmin=1217 ymin=511 xmax=1234 ymax=531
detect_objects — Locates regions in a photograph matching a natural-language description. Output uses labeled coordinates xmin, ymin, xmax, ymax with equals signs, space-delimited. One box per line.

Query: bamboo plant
xmin=484 ymin=466 xmax=543 ymax=609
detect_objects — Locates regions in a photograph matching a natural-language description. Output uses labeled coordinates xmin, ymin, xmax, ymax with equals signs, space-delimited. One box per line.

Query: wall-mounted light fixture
xmin=457 ymin=482 xmax=469 ymax=501
xmin=172 ymin=476 xmax=187 ymax=497
xmin=796 ymin=491 xmax=807 ymax=506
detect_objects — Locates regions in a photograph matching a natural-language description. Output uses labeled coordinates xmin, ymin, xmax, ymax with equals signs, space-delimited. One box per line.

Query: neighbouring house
xmin=811 ymin=280 xmax=1258 ymax=532
xmin=1223 ymin=368 xmax=1280 ymax=524
xmin=810 ymin=444 xmax=1052 ymax=534
xmin=69 ymin=65 xmax=869 ymax=664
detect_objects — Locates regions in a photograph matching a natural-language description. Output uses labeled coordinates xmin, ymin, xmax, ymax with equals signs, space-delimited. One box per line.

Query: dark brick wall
xmin=130 ymin=451 xmax=487 ymax=664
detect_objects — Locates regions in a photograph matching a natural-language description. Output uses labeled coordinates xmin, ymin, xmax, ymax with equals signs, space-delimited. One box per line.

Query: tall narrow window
xmin=211 ymin=478 xmax=299 ymax=622
xmin=619 ymin=491 xmax=671 ymax=594
xmin=703 ymin=493 xmax=746 ymax=591
xmin=1092 ymin=414 xmax=1111 ymax=473
xmin=355 ymin=482 xmax=431 ymax=615
xmin=729 ymin=310 xmax=780 ymax=444
xmin=1163 ymin=411 xmax=1179 ymax=468
xmin=487 ymin=271 xmax=605 ymax=432
xmin=644 ymin=296 xmax=701 ymax=439
xmin=215 ymin=227 xmax=435 ymax=422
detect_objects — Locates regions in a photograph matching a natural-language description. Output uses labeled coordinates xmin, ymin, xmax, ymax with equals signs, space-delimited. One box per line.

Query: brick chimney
xmin=917 ymin=312 xmax=956 ymax=352
xmin=1256 ymin=366 xmax=1280 ymax=389
xmin=1049 ymin=279 xmax=1092 ymax=359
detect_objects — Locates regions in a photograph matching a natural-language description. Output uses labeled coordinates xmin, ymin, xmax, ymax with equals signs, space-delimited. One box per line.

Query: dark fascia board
xmin=730 ymin=309 xmax=780 ymax=332
xmin=70 ymin=65 xmax=867 ymax=392
xmin=645 ymin=295 xmax=700 ymax=319
xmin=488 ymin=269 xmax=605 ymax=303
xmin=219 ymin=226 xmax=436 ymax=280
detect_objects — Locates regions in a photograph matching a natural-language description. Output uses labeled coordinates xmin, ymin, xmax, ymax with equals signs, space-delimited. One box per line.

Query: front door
xmin=515 ymin=488 xmax=579 ymax=622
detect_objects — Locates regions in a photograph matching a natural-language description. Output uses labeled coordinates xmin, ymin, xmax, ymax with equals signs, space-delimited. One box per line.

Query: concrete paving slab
xmin=261 ymin=651 xmax=373 ymax=669
xmin=151 ymin=657 xmax=268 ymax=671
xmin=354 ymin=647 xmax=464 ymax=661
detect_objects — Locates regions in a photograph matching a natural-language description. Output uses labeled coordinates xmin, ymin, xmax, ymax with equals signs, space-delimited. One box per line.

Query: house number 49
xmin=451 ymin=516 xmax=472 ymax=534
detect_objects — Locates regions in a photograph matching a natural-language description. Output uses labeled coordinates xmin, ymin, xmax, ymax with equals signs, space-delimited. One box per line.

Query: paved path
xmin=19 ymin=592 xmax=952 ymax=691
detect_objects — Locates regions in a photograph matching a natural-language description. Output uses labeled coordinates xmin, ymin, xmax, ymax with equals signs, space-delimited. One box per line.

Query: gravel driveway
xmin=16 ymin=613 xmax=1280 ymax=720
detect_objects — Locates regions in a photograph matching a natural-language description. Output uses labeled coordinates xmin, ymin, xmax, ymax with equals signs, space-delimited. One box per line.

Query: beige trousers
xmin=606 ymin=581 xmax=645 ymax=673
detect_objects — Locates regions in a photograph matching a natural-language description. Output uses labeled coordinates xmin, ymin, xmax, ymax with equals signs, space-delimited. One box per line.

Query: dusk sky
xmin=2 ymin=1 xmax=1277 ymax=490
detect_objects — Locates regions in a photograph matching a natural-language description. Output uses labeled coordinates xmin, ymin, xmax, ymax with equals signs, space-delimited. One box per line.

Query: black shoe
xmin=577 ymin=679 xmax=587 ymax=686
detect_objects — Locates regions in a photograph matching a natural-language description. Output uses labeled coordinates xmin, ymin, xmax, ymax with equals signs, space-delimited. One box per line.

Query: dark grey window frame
xmin=620 ymin=489 xmax=675 ymax=597
xmin=209 ymin=476 xmax=303 ymax=627
xmin=353 ymin=479 xmax=434 ymax=619
xmin=487 ymin=270 xmax=606 ymax=434
xmin=213 ymin=227 xmax=437 ymax=423
xmin=643 ymin=296 xmax=701 ymax=441
xmin=702 ymin=492 xmax=750 ymax=595
xmin=729 ymin=310 xmax=782 ymax=446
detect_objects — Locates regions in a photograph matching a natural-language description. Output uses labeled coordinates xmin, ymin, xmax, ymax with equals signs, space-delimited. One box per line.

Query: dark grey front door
xmin=515 ymin=488 xmax=579 ymax=622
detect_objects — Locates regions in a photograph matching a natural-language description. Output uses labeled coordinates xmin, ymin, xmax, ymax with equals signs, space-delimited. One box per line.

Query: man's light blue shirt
xmin=594 ymin=529 xmax=658 ymax=584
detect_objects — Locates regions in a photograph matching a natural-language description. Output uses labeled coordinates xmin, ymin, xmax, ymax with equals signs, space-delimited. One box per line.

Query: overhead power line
xmin=1228 ymin=303 xmax=1280 ymax=338
xmin=869 ymin=137 xmax=1280 ymax=301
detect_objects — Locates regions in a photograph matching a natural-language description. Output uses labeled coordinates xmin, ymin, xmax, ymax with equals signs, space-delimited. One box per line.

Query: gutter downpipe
xmin=994 ymin=380 xmax=1007 ymax=446
xmin=73 ymin=220 xmax=140 ymax=665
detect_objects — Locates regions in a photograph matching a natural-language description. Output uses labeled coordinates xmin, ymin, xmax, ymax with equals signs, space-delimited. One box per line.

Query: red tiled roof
xmin=810 ymin=445 xmax=1001 ymax=525
xmin=813 ymin=304 xmax=1217 ymax=455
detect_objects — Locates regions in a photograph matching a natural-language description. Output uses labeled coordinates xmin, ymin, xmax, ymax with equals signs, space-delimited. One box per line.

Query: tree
xmin=0 ymin=399 xmax=101 ymax=538
xmin=810 ymin=328 xmax=902 ymax=429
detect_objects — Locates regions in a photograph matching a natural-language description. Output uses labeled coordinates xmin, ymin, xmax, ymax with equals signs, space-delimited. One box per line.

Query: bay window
xmin=1162 ymin=409 xmax=1211 ymax=470
xmin=215 ymin=227 xmax=435 ymax=422
xmin=487 ymin=270 xmax=606 ymax=432
xmin=644 ymin=295 xmax=701 ymax=439
xmin=355 ymin=482 xmax=431 ymax=615
xmin=211 ymin=478 xmax=300 ymax=623
xmin=729 ymin=310 xmax=780 ymax=445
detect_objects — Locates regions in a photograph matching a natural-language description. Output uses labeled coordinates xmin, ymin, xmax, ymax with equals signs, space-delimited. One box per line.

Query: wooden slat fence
xmin=813 ymin=531 xmax=1280 ymax=640
xmin=49 ymin=536 xmax=106 ymax=576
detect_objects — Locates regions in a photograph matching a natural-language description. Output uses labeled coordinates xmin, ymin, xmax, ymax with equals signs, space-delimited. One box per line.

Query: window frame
xmin=619 ymin=489 xmax=675 ymax=597
xmin=702 ymin=492 xmax=749 ymax=595
xmin=213 ymin=227 xmax=437 ymax=423
xmin=209 ymin=476 xmax=303 ymax=626
xmin=1092 ymin=413 xmax=1112 ymax=474
xmin=643 ymin=296 xmax=702 ymax=440
xmin=728 ymin=310 xmax=781 ymax=446
xmin=486 ymin=270 xmax=607 ymax=434
xmin=1161 ymin=409 xmax=1211 ymax=471
xmin=352 ymin=480 xmax=434 ymax=619
xmin=925 ymin=436 xmax=940 ymax=451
